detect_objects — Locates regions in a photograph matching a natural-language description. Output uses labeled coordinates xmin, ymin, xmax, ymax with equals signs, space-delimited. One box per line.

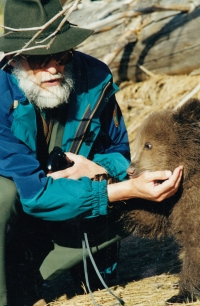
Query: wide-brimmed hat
xmin=0 ymin=0 xmax=93 ymax=55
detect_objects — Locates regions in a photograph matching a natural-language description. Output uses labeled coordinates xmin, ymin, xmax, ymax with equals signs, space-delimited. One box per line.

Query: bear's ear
xmin=174 ymin=98 xmax=200 ymax=124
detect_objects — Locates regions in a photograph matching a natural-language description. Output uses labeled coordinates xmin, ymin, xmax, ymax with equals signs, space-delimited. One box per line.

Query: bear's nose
xmin=127 ymin=165 xmax=136 ymax=178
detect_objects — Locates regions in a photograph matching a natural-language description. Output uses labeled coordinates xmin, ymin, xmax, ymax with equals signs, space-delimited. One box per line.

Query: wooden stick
xmin=175 ymin=83 xmax=200 ymax=109
xmin=94 ymin=19 xmax=127 ymax=34
xmin=3 ymin=45 xmax=48 ymax=56
xmin=0 ymin=25 xmax=42 ymax=32
xmin=137 ymin=65 xmax=156 ymax=78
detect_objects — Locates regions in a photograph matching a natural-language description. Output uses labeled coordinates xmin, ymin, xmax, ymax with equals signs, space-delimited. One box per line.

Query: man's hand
xmin=107 ymin=166 xmax=183 ymax=203
xmin=47 ymin=152 xmax=107 ymax=180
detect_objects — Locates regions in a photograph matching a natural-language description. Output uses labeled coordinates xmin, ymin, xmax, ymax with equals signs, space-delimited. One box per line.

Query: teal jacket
xmin=0 ymin=51 xmax=130 ymax=221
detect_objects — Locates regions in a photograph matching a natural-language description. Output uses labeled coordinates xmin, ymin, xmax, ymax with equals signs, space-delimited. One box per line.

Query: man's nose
xmin=44 ymin=59 xmax=62 ymax=74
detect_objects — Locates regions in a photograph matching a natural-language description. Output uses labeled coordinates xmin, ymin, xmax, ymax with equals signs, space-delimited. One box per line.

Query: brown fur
xmin=95 ymin=99 xmax=200 ymax=304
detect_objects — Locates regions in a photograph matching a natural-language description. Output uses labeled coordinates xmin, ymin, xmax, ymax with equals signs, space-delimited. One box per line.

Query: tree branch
xmin=36 ymin=0 xmax=81 ymax=44
xmin=0 ymin=25 xmax=42 ymax=32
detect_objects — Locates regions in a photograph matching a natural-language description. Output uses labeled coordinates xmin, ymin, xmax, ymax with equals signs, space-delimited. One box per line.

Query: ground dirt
xmin=46 ymin=74 xmax=200 ymax=306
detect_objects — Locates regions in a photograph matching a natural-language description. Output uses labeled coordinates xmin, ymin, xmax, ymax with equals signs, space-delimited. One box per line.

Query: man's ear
xmin=6 ymin=55 xmax=17 ymax=67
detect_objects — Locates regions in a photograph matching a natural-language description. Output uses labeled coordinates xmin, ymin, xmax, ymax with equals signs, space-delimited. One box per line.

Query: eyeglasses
xmin=20 ymin=50 xmax=73 ymax=70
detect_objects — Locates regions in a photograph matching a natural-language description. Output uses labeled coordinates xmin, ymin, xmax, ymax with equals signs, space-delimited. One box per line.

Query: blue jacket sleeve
xmin=0 ymin=130 xmax=109 ymax=221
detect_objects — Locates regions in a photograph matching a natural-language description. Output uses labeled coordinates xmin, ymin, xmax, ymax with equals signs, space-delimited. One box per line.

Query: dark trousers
xmin=0 ymin=176 xmax=123 ymax=306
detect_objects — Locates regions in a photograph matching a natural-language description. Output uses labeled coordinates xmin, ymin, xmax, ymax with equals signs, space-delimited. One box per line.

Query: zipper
xmin=69 ymin=81 xmax=111 ymax=154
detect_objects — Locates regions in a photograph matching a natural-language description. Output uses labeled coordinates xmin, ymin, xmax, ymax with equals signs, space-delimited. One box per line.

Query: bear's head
xmin=128 ymin=98 xmax=200 ymax=182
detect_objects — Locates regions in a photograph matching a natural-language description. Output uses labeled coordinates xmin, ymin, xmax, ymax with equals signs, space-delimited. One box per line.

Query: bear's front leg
xmin=166 ymin=247 xmax=200 ymax=304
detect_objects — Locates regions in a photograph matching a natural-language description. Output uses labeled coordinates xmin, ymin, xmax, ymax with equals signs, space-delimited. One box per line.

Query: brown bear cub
xmin=95 ymin=99 xmax=200 ymax=304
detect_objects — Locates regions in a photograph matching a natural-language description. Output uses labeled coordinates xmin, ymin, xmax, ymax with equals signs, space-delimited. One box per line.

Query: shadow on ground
xmin=42 ymin=235 xmax=181 ymax=302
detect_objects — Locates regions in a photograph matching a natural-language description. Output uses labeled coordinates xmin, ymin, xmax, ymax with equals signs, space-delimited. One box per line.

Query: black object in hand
xmin=47 ymin=146 xmax=73 ymax=172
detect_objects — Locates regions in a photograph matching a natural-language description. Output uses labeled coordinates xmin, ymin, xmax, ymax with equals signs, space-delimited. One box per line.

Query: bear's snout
xmin=127 ymin=164 xmax=136 ymax=178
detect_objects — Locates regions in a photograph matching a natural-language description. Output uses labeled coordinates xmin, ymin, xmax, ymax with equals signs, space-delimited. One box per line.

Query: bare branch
xmin=4 ymin=45 xmax=48 ymax=56
xmin=0 ymin=31 xmax=15 ymax=37
xmin=138 ymin=65 xmax=156 ymax=78
xmin=0 ymin=25 xmax=42 ymax=32
xmin=1 ymin=0 xmax=80 ymax=52
xmin=1 ymin=45 xmax=47 ymax=70
xmin=175 ymin=83 xmax=200 ymax=110
xmin=37 ymin=0 xmax=81 ymax=44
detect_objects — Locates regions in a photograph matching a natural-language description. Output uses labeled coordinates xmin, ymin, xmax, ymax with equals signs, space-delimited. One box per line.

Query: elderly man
xmin=0 ymin=0 xmax=182 ymax=305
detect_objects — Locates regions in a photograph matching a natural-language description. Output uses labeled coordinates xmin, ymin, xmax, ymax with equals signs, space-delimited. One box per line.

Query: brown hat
xmin=0 ymin=0 xmax=93 ymax=55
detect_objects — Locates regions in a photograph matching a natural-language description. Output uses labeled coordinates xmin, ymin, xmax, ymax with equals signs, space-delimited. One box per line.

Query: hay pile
xmin=116 ymin=73 xmax=200 ymax=149
xmin=47 ymin=73 xmax=200 ymax=306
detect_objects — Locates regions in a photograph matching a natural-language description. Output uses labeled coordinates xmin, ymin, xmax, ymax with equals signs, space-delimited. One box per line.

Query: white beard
xmin=12 ymin=62 xmax=74 ymax=109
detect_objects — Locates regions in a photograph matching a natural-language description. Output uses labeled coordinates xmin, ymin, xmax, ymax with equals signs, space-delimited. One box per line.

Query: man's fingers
xmin=47 ymin=168 xmax=70 ymax=179
xmin=64 ymin=152 xmax=76 ymax=161
xmin=161 ymin=166 xmax=183 ymax=188
xmin=144 ymin=170 xmax=172 ymax=182
xmin=173 ymin=166 xmax=183 ymax=188
xmin=145 ymin=166 xmax=183 ymax=183
xmin=153 ymin=166 xmax=183 ymax=201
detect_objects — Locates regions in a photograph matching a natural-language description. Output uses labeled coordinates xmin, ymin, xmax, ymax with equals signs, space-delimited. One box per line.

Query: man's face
xmin=20 ymin=54 xmax=65 ymax=88
xmin=10 ymin=52 xmax=74 ymax=109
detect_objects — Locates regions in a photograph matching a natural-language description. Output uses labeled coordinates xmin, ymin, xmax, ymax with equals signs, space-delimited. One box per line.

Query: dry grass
xmin=45 ymin=235 xmax=200 ymax=306
xmin=47 ymin=274 xmax=181 ymax=306
xmin=116 ymin=74 xmax=200 ymax=146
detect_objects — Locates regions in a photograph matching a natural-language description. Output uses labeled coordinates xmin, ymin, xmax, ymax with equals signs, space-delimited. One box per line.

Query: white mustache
xmin=40 ymin=73 xmax=63 ymax=83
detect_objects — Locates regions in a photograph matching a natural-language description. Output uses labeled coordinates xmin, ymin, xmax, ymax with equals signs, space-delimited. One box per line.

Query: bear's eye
xmin=144 ymin=142 xmax=152 ymax=150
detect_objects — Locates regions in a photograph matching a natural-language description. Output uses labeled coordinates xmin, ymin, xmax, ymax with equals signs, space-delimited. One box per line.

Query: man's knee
xmin=0 ymin=176 xmax=20 ymax=222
